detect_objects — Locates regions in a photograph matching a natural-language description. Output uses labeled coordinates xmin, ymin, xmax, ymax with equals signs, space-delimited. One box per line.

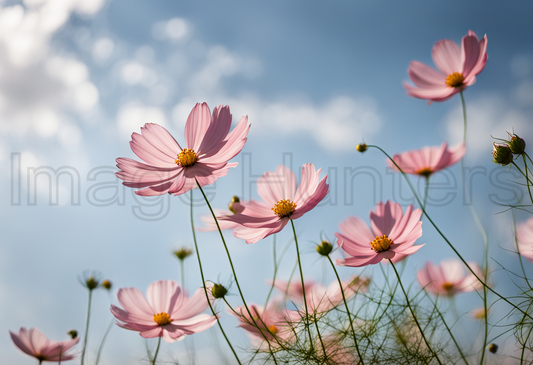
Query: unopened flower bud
xmin=356 ymin=143 xmax=367 ymax=153
xmin=492 ymin=143 xmax=513 ymax=166
xmin=316 ymin=240 xmax=333 ymax=256
xmin=488 ymin=343 xmax=498 ymax=354
xmin=228 ymin=196 xmax=240 ymax=214
xmin=85 ymin=276 xmax=99 ymax=290
xmin=509 ymin=133 xmax=526 ymax=155
xmin=211 ymin=283 xmax=228 ymax=299
xmin=67 ymin=329 xmax=78 ymax=339
xmin=174 ymin=247 xmax=193 ymax=261
xmin=102 ymin=280 xmax=112 ymax=290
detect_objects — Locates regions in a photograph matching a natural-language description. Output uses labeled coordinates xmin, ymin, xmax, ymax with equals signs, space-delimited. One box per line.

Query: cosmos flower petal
xmin=10 ymin=327 xmax=80 ymax=362
xmin=432 ymin=39 xmax=461 ymax=75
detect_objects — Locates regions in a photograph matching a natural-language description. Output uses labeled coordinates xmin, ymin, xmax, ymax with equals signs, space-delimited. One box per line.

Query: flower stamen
xmin=268 ymin=325 xmax=278 ymax=335
xmin=175 ymin=148 xmax=198 ymax=167
xmin=442 ymin=282 xmax=454 ymax=291
xmin=153 ymin=312 xmax=172 ymax=326
xmin=271 ymin=199 xmax=297 ymax=218
xmin=416 ymin=167 xmax=433 ymax=178
xmin=369 ymin=235 xmax=393 ymax=252
xmin=445 ymin=72 xmax=465 ymax=88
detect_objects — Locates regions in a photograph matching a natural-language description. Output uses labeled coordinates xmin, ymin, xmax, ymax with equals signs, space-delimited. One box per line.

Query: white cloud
xmin=117 ymin=102 xmax=167 ymax=140
xmin=0 ymin=0 xmax=105 ymax=150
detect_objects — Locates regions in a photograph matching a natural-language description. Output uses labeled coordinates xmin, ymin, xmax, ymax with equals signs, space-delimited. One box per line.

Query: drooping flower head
xmin=219 ymin=164 xmax=329 ymax=244
xmin=110 ymin=280 xmax=217 ymax=343
xmin=388 ymin=142 xmax=466 ymax=178
xmin=335 ymin=201 xmax=425 ymax=267
xmin=404 ymin=30 xmax=487 ymax=104
xmin=10 ymin=327 xmax=80 ymax=362
xmin=416 ymin=259 xmax=483 ymax=296
xmin=116 ymin=103 xmax=250 ymax=196
xmin=517 ymin=217 xmax=533 ymax=262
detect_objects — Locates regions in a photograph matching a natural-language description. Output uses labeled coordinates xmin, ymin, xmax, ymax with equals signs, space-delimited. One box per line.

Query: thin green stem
xmin=179 ymin=260 xmax=185 ymax=289
xmin=327 ymin=255 xmax=364 ymax=364
xmin=80 ymin=289 xmax=93 ymax=365
xmin=290 ymin=220 xmax=313 ymax=348
xmin=428 ymin=295 xmax=469 ymax=365
xmin=189 ymin=190 xmax=242 ymax=365
xmin=368 ymin=144 xmax=533 ymax=320
xmin=423 ymin=177 xmax=430 ymax=211
xmin=389 ymin=260 xmax=443 ymax=365
xmin=460 ymin=91 xmax=467 ymax=145
xmin=195 ymin=181 xmax=279 ymax=360
xmin=58 ymin=348 xmax=62 ymax=365
xmin=264 ymin=235 xmax=278 ymax=309
xmin=95 ymin=318 xmax=114 ymax=365
xmin=313 ymin=319 xmax=328 ymax=361
xmin=513 ymin=159 xmax=533 ymax=204
xmin=151 ymin=336 xmax=161 ymax=365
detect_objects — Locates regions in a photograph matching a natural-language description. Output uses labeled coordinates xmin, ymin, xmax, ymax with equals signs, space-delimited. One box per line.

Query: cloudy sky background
xmin=2 ymin=0 xmax=533 ymax=363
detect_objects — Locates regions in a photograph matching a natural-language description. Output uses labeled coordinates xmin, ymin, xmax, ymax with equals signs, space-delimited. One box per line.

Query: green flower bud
xmin=174 ymin=247 xmax=193 ymax=261
xmin=228 ymin=196 xmax=240 ymax=214
xmin=102 ymin=280 xmax=112 ymax=290
xmin=85 ymin=276 xmax=99 ymax=290
xmin=211 ymin=283 xmax=228 ymax=299
xmin=67 ymin=329 xmax=78 ymax=339
xmin=356 ymin=143 xmax=367 ymax=153
xmin=492 ymin=143 xmax=513 ymax=166
xmin=509 ymin=133 xmax=526 ymax=155
xmin=488 ymin=343 xmax=498 ymax=354
xmin=316 ymin=240 xmax=333 ymax=256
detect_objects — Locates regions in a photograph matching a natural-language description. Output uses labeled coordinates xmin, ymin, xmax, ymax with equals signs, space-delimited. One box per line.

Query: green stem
xmin=423 ymin=177 xmax=430 ymax=212
xmin=327 ymin=256 xmax=364 ymax=364
xmin=314 ymin=319 xmax=328 ymax=361
xmin=80 ymin=289 xmax=93 ymax=365
xmin=389 ymin=260 xmax=443 ymax=365
xmin=95 ymin=318 xmax=114 ymax=365
xmin=290 ymin=220 xmax=314 ymax=348
xmin=58 ymin=348 xmax=62 ymax=365
xmin=195 ymin=181 xmax=279 ymax=360
xmin=151 ymin=336 xmax=161 ymax=365
xmin=513 ymin=160 xmax=533 ymax=204
xmin=460 ymin=91 xmax=467 ymax=145
xmin=427 ymin=295 xmax=468 ymax=364
xmin=368 ymin=144 xmax=533 ymax=320
xmin=524 ymin=154 xmax=533 ymax=205
xmin=189 ymin=190 xmax=242 ymax=365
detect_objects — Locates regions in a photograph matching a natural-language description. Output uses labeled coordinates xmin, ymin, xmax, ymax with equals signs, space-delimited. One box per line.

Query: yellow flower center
xmin=271 ymin=199 xmax=297 ymax=218
xmin=268 ymin=325 xmax=278 ymax=335
xmin=175 ymin=148 xmax=198 ymax=167
xmin=445 ymin=72 xmax=465 ymax=88
xmin=442 ymin=282 xmax=454 ymax=291
xmin=416 ymin=167 xmax=433 ymax=178
xmin=153 ymin=312 xmax=172 ymax=326
xmin=369 ymin=235 xmax=393 ymax=252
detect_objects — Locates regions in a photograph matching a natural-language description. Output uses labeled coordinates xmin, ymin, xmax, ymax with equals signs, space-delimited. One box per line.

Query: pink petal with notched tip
xmin=337 ymin=216 xmax=375 ymax=245
xmin=461 ymin=33 xmax=481 ymax=78
xmin=432 ymin=39 xmax=461 ymax=75
xmin=291 ymin=176 xmax=329 ymax=219
xmin=257 ymin=165 xmax=297 ymax=206
xmin=147 ymin=280 xmax=183 ymax=315
xmin=407 ymin=61 xmax=447 ymax=87
xmin=130 ymin=132 xmax=178 ymax=167
xmin=403 ymin=82 xmax=458 ymax=101
xmin=234 ymin=221 xmax=287 ymax=244
xmin=184 ymin=102 xmax=212 ymax=151
xmin=140 ymin=123 xmax=182 ymax=158
xmin=117 ymin=287 xmax=155 ymax=321
xmin=10 ymin=327 xmax=80 ymax=361
xmin=201 ymin=115 xmax=250 ymax=164
xmin=337 ymin=253 xmax=382 ymax=267
xmin=172 ymin=288 xmax=208 ymax=320
xmin=197 ymin=105 xmax=232 ymax=155
xmin=370 ymin=201 xmax=402 ymax=237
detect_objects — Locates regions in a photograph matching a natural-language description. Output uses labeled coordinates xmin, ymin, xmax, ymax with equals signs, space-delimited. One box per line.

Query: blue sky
xmin=2 ymin=0 xmax=533 ymax=363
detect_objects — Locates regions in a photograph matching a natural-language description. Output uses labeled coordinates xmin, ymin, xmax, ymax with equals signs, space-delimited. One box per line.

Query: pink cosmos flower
xmin=219 ymin=164 xmax=329 ymax=244
xmin=517 ymin=217 xmax=533 ymax=262
xmin=10 ymin=327 xmax=80 ymax=362
xmin=272 ymin=276 xmax=368 ymax=314
xmin=116 ymin=103 xmax=249 ymax=196
xmin=404 ymin=30 xmax=487 ymax=104
xmin=388 ymin=142 xmax=466 ymax=178
xmin=335 ymin=201 xmax=425 ymax=267
xmin=231 ymin=301 xmax=300 ymax=348
xmin=110 ymin=280 xmax=217 ymax=343
xmin=417 ymin=259 xmax=483 ymax=296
